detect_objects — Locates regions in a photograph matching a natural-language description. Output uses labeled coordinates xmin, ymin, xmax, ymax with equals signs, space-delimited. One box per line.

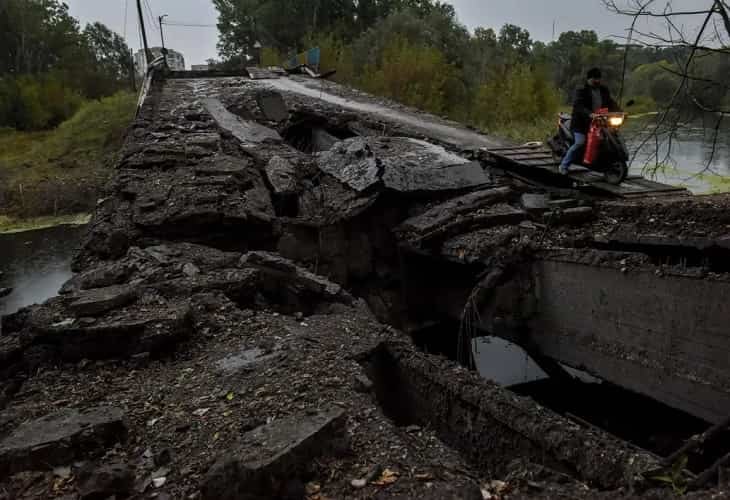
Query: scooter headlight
xmin=608 ymin=116 xmax=624 ymax=127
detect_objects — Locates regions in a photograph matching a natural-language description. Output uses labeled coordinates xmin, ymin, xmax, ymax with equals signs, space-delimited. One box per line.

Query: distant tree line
xmin=213 ymin=0 xmax=730 ymax=138
xmin=0 ymin=0 xmax=133 ymax=130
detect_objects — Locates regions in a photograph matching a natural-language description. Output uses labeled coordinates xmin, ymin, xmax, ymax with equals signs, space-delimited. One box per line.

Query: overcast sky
xmin=65 ymin=0 xmax=705 ymax=67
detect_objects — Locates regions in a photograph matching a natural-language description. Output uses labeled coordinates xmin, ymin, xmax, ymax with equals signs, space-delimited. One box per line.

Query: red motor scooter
xmin=547 ymin=107 xmax=630 ymax=185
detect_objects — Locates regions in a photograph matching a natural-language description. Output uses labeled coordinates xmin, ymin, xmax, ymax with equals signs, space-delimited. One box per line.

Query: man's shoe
xmin=559 ymin=165 xmax=569 ymax=175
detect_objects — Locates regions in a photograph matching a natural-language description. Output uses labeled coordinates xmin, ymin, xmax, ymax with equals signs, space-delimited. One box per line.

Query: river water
xmin=627 ymin=121 xmax=730 ymax=194
xmin=0 ymin=225 xmax=85 ymax=316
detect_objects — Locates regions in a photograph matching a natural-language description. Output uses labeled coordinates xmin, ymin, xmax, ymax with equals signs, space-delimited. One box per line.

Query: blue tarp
xmin=286 ymin=47 xmax=320 ymax=71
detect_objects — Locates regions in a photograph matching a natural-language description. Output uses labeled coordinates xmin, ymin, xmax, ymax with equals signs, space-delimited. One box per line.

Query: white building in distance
xmin=134 ymin=47 xmax=185 ymax=74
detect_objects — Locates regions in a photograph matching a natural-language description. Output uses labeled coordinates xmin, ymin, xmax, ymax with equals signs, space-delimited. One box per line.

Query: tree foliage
xmin=0 ymin=0 xmax=133 ymax=130
xmin=213 ymin=0 xmax=730 ymax=140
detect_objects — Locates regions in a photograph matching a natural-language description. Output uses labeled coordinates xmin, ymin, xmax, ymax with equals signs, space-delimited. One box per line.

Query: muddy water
xmin=0 ymin=225 xmax=85 ymax=316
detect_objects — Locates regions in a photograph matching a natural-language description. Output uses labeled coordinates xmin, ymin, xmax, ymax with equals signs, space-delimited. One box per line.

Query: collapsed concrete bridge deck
xmin=1 ymin=69 xmax=730 ymax=498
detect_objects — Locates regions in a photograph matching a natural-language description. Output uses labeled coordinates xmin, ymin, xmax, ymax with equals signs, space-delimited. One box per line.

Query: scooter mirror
xmin=625 ymin=99 xmax=636 ymax=107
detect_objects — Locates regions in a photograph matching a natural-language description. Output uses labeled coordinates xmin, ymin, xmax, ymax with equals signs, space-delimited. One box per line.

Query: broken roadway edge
xmin=0 ymin=71 xmax=728 ymax=499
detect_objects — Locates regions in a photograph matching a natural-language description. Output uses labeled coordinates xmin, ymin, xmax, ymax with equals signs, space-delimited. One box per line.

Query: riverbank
xmin=0 ymin=213 xmax=90 ymax=234
xmin=0 ymin=92 xmax=136 ymax=220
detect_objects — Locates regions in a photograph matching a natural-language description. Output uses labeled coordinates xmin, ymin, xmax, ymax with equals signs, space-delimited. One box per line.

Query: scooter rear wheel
xmin=604 ymin=160 xmax=628 ymax=185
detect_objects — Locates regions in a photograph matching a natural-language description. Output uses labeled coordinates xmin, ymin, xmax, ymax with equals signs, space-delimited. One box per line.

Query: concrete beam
xmin=488 ymin=255 xmax=730 ymax=424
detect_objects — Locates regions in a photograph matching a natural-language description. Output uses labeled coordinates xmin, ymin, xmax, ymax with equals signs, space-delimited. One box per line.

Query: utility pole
xmin=159 ymin=15 xmax=169 ymax=67
xmin=136 ymin=0 xmax=152 ymax=68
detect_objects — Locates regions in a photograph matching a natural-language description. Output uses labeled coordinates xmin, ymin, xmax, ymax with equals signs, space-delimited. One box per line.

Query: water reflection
xmin=0 ymin=225 xmax=85 ymax=316
xmin=472 ymin=336 xmax=547 ymax=386
xmin=628 ymin=121 xmax=730 ymax=194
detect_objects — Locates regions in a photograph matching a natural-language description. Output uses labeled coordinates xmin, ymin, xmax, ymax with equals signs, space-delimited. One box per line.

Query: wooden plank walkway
xmin=245 ymin=67 xmax=281 ymax=80
xmin=487 ymin=145 xmax=689 ymax=199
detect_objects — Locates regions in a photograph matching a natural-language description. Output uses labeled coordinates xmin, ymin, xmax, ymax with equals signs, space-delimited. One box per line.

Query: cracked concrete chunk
xmin=240 ymin=251 xmax=354 ymax=304
xmin=29 ymin=298 xmax=194 ymax=361
xmin=0 ymin=406 xmax=126 ymax=476
xmin=241 ymin=251 xmax=298 ymax=274
xmin=318 ymin=137 xmax=489 ymax=194
xmin=317 ymin=137 xmax=381 ymax=192
xmin=203 ymin=98 xmax=282 ymax=144
xmin=201 ymin=408 xmax=347 ymax=500
xmin=265 ymin=156 xmax=297 ymax=194
xmin=398 ymin=186 xmax=514 ymax=236
xmin=68 ymin=284 xmax=137 ymax=317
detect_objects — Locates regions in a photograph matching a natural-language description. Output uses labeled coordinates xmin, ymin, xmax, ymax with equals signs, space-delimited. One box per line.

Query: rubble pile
xmin=2 ymin=73 xmax=730 ymax=499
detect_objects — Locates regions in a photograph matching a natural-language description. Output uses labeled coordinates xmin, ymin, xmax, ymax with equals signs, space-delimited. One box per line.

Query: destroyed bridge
xmin=1 ymin=67 xmax=730 ymax=499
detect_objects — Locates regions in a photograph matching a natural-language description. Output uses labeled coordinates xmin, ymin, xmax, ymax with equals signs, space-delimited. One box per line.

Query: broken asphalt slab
xmin=317 ymin=136 xmax=490 ymax=194
xmin=203 ymin=97 xmax=282 ymax=144
xmin=0 ymin=406 xmax=126 ymax=476
xmin=201 ymin=407 xmax=347 ymax=500
xmin=68 ymin=284 xmax=138 ymax=317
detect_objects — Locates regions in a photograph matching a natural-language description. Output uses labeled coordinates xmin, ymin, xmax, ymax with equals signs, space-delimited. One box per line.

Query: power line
xmin=123 ymin=0 xmax=129 ymax=40
xmin=162 ymin=22 xmax=218 ymax=28
xmin=143 ymin=0 xmax=160 ymax=35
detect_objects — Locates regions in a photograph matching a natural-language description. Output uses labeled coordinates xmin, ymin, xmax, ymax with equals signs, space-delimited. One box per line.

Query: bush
xmin=472 ymin=64 xmax=560 ymax=134
xmin=0 ymin=91 xmax=136 ymax=218
xmin=0 ymin=75 xmax=84 ymax=131
xmin=45 ymin=91 xmax=136 ymax=158
xmin=261 ymin=47 xmax=284 ymax=67
xmin=357 ymin=37 xmax=454 ymax=116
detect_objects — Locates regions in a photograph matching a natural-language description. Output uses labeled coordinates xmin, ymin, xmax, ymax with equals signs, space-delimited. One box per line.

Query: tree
xmin=604 ymin=0 xmax=730 ymax=171
xmin=498 ymin=24 xmax=532 ymax=62
xmin=0 ymin=0 xmax=81 ymax=75
xmin=212 ymin=0 xmax=459 ymax=58
xmin=79 ymin=22 xmax=133 ymax=98
xmin=0 ymin=0 xmax=133 ymax=129
xmin=214 ymin=0 xmax=359 ymax=57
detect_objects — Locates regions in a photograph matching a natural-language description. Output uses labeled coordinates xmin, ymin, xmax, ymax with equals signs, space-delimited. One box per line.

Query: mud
xmin=1 ymin=70 xmax=730 ymax=499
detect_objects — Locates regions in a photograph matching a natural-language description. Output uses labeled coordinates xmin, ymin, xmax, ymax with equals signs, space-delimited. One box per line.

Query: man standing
xmin=560 ymin=68 xmax=619 ymax=174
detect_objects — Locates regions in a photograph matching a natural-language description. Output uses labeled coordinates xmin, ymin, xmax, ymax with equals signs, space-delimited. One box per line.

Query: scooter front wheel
xmin=604 ymin=160 xmax=628 ymax=185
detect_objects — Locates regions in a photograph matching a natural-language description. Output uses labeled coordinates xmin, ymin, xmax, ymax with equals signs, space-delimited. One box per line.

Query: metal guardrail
xmin=135 ymin=57 xmax=167 ymax=117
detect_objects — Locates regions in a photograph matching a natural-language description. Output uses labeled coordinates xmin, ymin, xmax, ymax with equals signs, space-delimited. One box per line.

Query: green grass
xmin=480 ymin=116 xmax=556 ymax=144
xmin=0 ymin=92 xmax=136 ymax=219
xmin=697 ymin=173 xmax=730 ymax=194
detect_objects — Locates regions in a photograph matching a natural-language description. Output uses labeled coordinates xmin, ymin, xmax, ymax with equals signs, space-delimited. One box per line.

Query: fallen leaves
xmin=481 ymin=479 xmax=510 ymax=499
xmin=306 ymin=481 xmax=335 ymax=500
xmin=372 ymin=468 xmax=399 ymax=486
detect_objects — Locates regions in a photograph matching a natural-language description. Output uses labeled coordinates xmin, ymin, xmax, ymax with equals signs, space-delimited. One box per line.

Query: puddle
xmin=472 ymin=336 xmax=547 ymax=386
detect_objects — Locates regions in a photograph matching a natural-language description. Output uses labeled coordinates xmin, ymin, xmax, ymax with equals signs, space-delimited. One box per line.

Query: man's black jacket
xmin=571 ymin=84 xmax=620 ymax=134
